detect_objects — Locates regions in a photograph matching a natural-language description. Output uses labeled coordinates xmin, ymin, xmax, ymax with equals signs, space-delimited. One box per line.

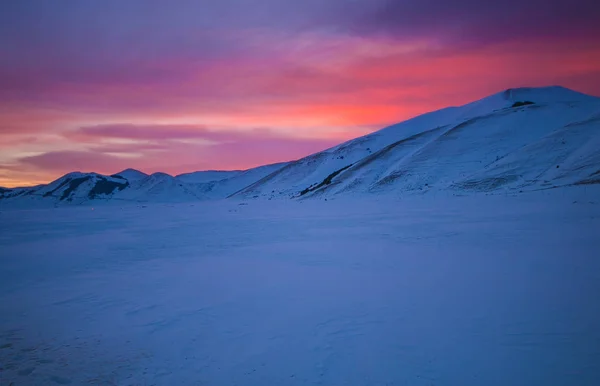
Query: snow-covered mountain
xmin=0 ymin=163 xmax=288 ymax=207
xmin=0 ymin=172 xmax=130 ymax=207
xmin=233 ymin=86 xmax=600 ymax=199
xmin=112 ymin=168 xmax=149 ymax=182
xmin=1 ymin=86 xmax=599 ymax=208
xmin=174 ymin=163 xmax=288 ymax=197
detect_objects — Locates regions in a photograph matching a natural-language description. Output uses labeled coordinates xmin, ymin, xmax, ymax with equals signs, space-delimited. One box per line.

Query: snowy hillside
xmin=114 ymin=172 xmax=203 ymax=203
xmin=233 ymin=86 xmax=600 ymax=199
xmin=172 ymin=163 xmax=289 ymax=199
xmin=175 ymin=170 xmax=242 ymax=184
xmin=0 ymin=163 xmax=288 ymax=207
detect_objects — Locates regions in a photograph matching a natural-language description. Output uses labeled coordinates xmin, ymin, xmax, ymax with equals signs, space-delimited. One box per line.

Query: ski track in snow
xmin=1 ymin=187 xmax=600 ymax=385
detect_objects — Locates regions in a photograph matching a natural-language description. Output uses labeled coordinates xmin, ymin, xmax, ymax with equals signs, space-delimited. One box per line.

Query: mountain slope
xmin=232 ymin=86 xmax=600 ymax=199
xmin=175 ymin=170 xmax=242 ymax=184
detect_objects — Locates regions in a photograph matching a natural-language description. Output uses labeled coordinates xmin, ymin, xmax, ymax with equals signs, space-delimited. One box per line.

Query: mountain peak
xmin=448 ymin=85 xmax=598 ymax=123
xmin=112 ymin=168 xmax=149 ymax=182
xmin=499 ymin=85 xmax=594 ymax=104
xmin=117 ymin=168 xmax=144 ymax=174
xmin=149 ymin=172 xmax=173 ymax=179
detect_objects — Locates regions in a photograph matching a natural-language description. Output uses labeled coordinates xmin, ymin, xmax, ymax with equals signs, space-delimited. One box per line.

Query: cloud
xmin=71 ymin=124 xmax=219 ymax=141
xmin=2 ymin=1 xmax=599 ymax=122
xmin=339 ymin=0 xmax=600 ymax=45
xmin=1 ymin=0 xmax=600 ymax=187
xmin=68 ymin=123 xmax=342 ymax=167
xmin=67 ymin=124 xmax=305 ymax=143
xmin=19 ymin=151 xmax=134 ymax=173
xmin=1 ymin=124 xmax=340 ymax=186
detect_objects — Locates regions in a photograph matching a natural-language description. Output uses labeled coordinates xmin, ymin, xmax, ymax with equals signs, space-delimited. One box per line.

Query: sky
xmin=1 ymin=0 xmax=599 ymax=187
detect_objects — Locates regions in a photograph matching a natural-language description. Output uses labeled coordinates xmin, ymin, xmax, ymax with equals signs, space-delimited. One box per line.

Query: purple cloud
xmin=341 ymin=0 xmax=600 ymax=45
xmin=73 ymin=124 xmax=217 ymax=141
xmin=69 ymin=124 xmax=288 ymax=143
xmin=2 ymin=0 xmax=600 ymax=187
xmin=19 ymin=151 xmax=134 ymax=173
xmin=13 ymin=124 xmax=340 ymax=181
xmin=2 ymin=0 xmax=599 ymax=114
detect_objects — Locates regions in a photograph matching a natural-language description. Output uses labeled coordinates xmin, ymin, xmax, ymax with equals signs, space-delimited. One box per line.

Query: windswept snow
xmin=1 ymin=186 xmax=599 ymax=385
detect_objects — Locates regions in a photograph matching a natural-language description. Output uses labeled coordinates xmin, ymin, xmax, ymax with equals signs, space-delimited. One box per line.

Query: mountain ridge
xmin=233 ymin=86 xmax=600 ymax=199
xmin=2 ymin=86 xmax=599 ymax=207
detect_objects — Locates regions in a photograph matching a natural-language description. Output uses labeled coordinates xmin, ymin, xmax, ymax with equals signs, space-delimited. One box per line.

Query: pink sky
xmin=1 ymin=1 xmax=599 ymax=187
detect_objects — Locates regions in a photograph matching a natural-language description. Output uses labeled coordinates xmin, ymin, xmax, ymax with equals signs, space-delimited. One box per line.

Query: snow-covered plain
xmin=1 ymin=186 xmax=599 ymax=385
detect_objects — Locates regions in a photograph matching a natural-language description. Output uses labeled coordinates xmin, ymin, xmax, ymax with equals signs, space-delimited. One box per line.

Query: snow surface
xmin=1 ymin=186 xmax=599 ymax=385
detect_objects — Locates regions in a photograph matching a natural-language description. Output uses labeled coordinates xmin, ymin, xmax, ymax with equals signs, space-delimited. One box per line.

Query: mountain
xmin=112 ymin=172 xmax=202 ymax=203
xmin=209 ymin=162 xmax=290 ymax=198
xmin=0 ymin=172 xmax=130 ymax=207
xmin=232 ymin=86 xmax=600 ymax=199
xmin=1 ymin=86 xmax=598 ymax=208
xmin=0 ymin=163 xmax=289 ymax=208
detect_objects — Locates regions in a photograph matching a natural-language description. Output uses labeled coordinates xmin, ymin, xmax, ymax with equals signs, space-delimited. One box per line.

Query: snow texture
xmin=1 ymin=186 xmax=599 ymax=385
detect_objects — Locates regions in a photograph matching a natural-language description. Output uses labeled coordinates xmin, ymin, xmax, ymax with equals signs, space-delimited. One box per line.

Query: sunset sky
xmin=1 ymin=0 xmax=599 ymax=187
